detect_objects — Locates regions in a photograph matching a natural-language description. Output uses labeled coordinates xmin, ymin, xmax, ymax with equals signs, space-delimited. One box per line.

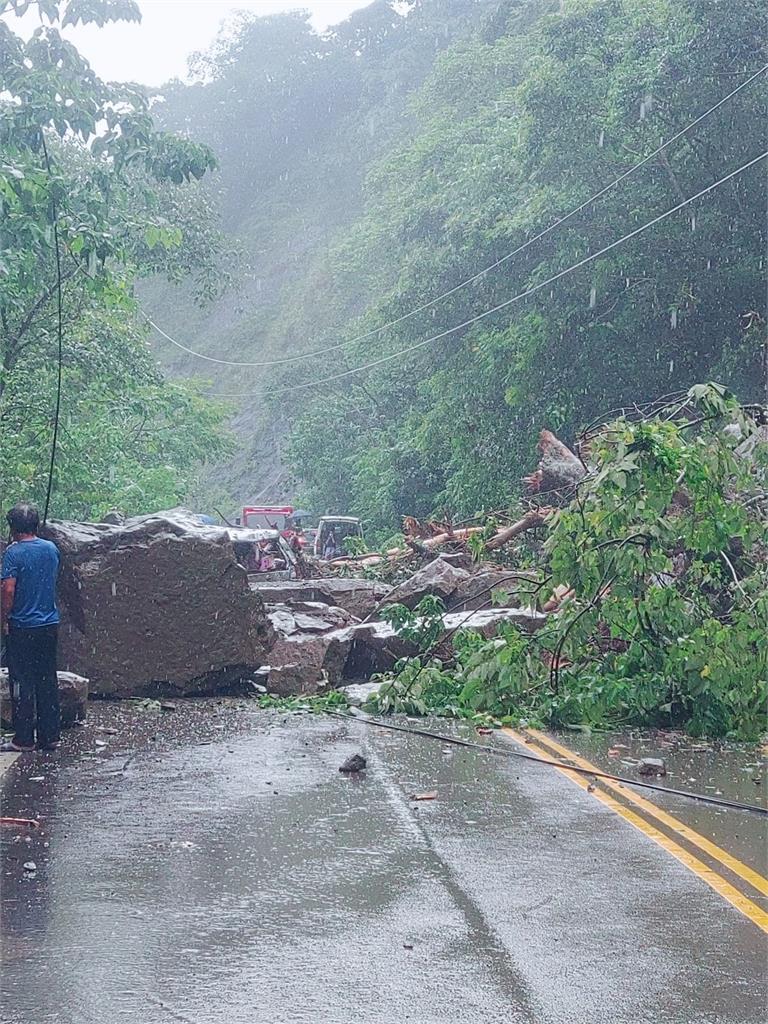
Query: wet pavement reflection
xmin=1 ymin=701 xmax=766 ymax=1023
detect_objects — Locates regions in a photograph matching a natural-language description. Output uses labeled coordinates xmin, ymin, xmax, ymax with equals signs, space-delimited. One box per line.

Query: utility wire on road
xmin=214 ymin=151 xmax=767 ymax=398
xmin=328 ymin=711 xmax=768 ymax=816
xmin=145 ymin=65 xmax=767 ymax=371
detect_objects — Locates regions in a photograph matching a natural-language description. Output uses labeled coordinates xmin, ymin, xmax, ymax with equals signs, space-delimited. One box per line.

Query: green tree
xmin=280 ymin=0 xmax=766 ymax=535
xmin=0 ymin=0 xmax=234 ymax=517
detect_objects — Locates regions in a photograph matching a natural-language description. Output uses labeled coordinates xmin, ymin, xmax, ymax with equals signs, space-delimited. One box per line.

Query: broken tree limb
xmin=484 ymin=510 xmax=552 ymax=551
xmin=422 ymin=526 xmax=485 ymax=549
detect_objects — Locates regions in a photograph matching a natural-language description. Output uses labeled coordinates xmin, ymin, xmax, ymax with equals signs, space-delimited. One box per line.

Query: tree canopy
xmin=0 ymin=0 xmax=234 ymax=518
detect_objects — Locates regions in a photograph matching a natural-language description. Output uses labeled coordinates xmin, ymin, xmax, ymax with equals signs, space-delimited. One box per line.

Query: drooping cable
xmin=213 ymin=151 xmax=767 ymax=398
xmin=327 ymin=711 xmax=767 ymax=815
xmin=145 ymin=64 xmax=767 ymax=370
xmin=40 ymin=134 xmax=63 ymax=524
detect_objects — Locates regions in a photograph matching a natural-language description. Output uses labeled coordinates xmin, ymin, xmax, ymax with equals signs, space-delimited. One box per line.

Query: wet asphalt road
xmin=1 ymin=702 xmax=766 ymax=1024
xmin=541 ymin=729 xmax=767 ymax=873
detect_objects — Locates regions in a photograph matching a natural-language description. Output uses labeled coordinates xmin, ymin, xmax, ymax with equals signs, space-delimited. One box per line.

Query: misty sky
xmin=3 ymin=1 xmax=373 ymax=86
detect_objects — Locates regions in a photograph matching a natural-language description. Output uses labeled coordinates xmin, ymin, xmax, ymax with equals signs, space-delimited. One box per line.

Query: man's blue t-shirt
xmin=1 ymin=538 xmax=60 ymax=628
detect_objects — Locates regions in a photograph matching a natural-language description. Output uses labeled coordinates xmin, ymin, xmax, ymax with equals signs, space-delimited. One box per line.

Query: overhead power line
xmin=212 ymin=151 xmax=767 ymax=399
xmin=146 ymin=64 xmax=767 ymax=370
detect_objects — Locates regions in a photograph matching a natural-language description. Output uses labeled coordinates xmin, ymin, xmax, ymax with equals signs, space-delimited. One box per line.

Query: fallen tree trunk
xmin=421 ymin=526 xmax=485 ymax=549
xmin=484 ymin=509 xmax=552 ymax=551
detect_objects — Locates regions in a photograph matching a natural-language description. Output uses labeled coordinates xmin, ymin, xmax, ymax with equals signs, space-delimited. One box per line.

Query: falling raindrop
xmin=671 ymin=309 xmax=678 ymax=329
xmin=598 ymin=129 xmax=605 ymax=148
xmin=706 ymin=259 xmax=712 ymax=270
xmin=669 ymin=359 xmax=675 ymax=374
xmin=690 ymin=214 xmax=696 ymax=232
xmin=589 ymin=287 xmax=597 ymax=309
xmin=639 ymin=100 xmax=646 ymax=121
xmin=625 ymin=277 xmax=630 ymax=288
xmin=111 ymin=582 xmax=117 ymax=597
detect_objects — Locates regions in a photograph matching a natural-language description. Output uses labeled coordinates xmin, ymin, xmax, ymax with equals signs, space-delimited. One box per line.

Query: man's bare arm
xmin=1 ymin=577 xmax=15 ymax=633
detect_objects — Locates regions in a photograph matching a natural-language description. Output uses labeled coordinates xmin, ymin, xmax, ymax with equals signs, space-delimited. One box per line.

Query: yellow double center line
xmin=502 ymin=727 xmax=768 ymax=933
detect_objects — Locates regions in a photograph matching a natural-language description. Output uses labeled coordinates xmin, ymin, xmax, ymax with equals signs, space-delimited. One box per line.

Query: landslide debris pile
xmin=35 ymin=386 xmax=766 ymax=744
xmin=264 ymin=385 xmax=766 ymax=740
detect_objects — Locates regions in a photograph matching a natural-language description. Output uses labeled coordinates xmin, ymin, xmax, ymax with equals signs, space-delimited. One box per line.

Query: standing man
xmin=1 ymin=503 xmax=61 ymax=752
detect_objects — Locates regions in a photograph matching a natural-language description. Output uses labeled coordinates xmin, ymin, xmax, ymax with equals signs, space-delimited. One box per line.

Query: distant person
xmin=1 ymin=503 xmax=61 ymax=752
xmin=323 ymin=529 xmax=338 ymax=560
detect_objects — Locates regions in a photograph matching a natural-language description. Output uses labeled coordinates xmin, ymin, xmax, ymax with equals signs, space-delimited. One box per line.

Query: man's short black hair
xmin=6 ymin=503 xmax=40 ymax=535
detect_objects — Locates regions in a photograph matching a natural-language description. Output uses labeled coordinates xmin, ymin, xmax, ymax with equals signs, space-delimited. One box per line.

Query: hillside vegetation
xmin=151 ymin=0 xmax=765 ymax=534
xmin=0 ymin=0 xmax=235 ymax=519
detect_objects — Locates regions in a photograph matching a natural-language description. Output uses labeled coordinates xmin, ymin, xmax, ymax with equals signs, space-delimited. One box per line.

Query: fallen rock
xmin=442 ymin=607 xmax=547 ymax=637
xmin=250 ymin=579 xmax=391 ymax=619
xmin=448 ymin=570 xmax=528 ymax=611
xmin=637 ymin=758 xmax=667 ymax=777
xmin=436 ymin=551 xmax=475 ymax=571
xmin=334 ymin=606 xmax=547 ymax=680
xmin=384 ymin=558 xmax=470 ymax=610
xmin=337 ymin=621 xmax=419 ymax=678
xmin=339 ymin=754 xmax=367 ymax=773
xmin=264 ymin=632 xmax=351 ymax=696
xmin=282 ymin=601 xmax=359 ymax=628
xmin=0 ymin=668 xmax=88 ymax=729
xmin=524 ymin=429 xmax=586 ymax=493
xmin=267 ymin=603 xmax=358 ymax=637
xmin=41 ymin=509 xmax=273 ymax=697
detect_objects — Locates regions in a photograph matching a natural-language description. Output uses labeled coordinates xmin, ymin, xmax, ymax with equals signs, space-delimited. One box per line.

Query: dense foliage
xmin=152 ymin=0 xmax=765 ymax=535
xmin=0 ymin=0 xmax=233 ymax=518
xmin=284 ymin=0 xmax=766 ymax=534
xmin=365 ymin=385 xmax=767 ymax=739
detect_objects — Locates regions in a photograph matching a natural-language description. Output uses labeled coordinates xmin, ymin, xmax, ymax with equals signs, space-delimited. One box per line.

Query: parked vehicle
xmin=226 ymin=527 xmax=298 ymax=580
xmin=314 ymin=516 xmax=364 ymax=559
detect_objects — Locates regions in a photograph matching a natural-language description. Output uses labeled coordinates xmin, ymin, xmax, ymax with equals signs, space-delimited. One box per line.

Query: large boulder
xmin=250 ymin=578 xmax=391 ymax=619
xmin=40 ymin=510 xmax=273 ymax=697
xmin=383 ymin=558 xmax=470 ymax=610
xmin=0 ymin=668 xmax=88 ymax=729
xmin=261 ymin=600 xmax=361 ymax=696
